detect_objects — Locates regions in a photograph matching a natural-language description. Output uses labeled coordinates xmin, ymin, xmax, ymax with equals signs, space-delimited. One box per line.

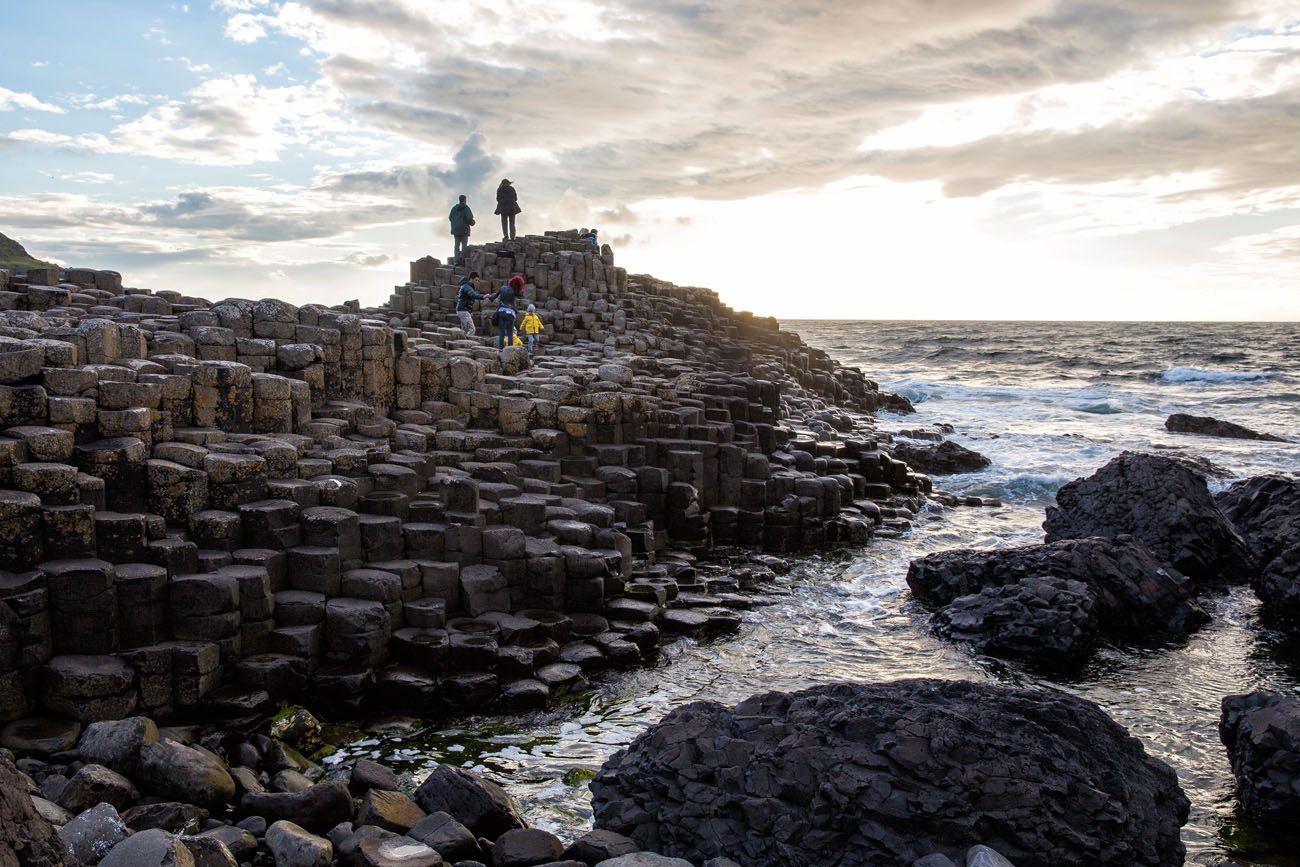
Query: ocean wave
xmin=962 ymin=473 xmax=1075 ymax=504
xmin=1159 ymin=365 xmax=1287 ymax=384
xmin=1070 ymin=401 xmax=1125 ymax=415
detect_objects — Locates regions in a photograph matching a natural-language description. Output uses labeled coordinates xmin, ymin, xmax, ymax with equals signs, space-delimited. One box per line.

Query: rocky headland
xmin=1 ymin=231 xmax=1297 ymax=865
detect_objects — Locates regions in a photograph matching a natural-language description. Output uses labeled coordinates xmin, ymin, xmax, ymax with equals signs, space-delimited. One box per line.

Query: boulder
xmin=58 ymin=801 xmax=131 ymax=864
xmin=1217 ymin=474 xmax=1300 ymax=623
xmin=137 ymin=739 xmax=236 ymax=809
xmin=58 ymin=762 xmax=137 ymax=813
xmin=0 ymin=754 xmax=66 ymax=867
xmin=1043 ymin=452 xmax=1253 ymax=585
xmin=907 ymin=536 xmax=1208 ymax=645
xmin=562 ymin=829 xmax=639 ymax=865
xmin=492 ymin=828 xmax=564 ymax=867
xmin=1220 ymin=691 xmax=1300 ymax=829
xmin=241 ymin=780 xmax=354 ymax=833
xmin=1165 ymin=413 xmax=1288 ymax=442
xmin=413 ymin=764 xmax=524 ymax=839
xmin=591 ymin=680 xmax=1189 ymax=866
xmin=265 ymin=819 xmax=334 ymax=867
xmin=99 ymin=828 xmax=196 ymax=867
xmin=930 ymin=576 xmax=1099 ymax=663
xmin=407 ymin=810 xmax=481 ymax=862
xmin=78 ymin=715 xmax=160 ymax=775
xmin=892 ymin=440 xmax=991 ymax=475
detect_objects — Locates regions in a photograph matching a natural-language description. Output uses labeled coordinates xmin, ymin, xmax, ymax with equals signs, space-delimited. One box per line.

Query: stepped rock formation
xmin=0 ymin=230 xmax=927 ymax=726
xmin=591 ymin=679 xmax=1190 ymax=867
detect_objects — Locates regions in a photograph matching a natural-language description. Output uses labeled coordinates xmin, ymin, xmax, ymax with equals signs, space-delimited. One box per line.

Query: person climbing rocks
xmin=448 ymin=194 xmax=475 ymax=264
xmin=495 ymin=179 xmax=520 ymax=241
xmin=455 ymin=271 xmax=485 ymax=336
xmin=489 ymin=274 xmax=526 ymax=349
xmin=520 ymin=303 xmax=544 ymax=353
xmin=582 ymin=229 xmax=599 ymax=247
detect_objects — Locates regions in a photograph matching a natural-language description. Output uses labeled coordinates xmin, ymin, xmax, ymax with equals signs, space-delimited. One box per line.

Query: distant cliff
xmin=0 ymin=231 xmax=56 ymax=272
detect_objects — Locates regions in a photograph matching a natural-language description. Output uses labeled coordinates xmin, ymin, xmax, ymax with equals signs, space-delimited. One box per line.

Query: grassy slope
xmin=0 ymin=231 xmax=57 ymax=271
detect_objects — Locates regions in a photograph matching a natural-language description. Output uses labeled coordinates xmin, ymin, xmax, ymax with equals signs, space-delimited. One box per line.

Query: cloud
xmin=0 ymin=86 xmax=64 ymax=113
xmin=343 ymin=251 xmax=395 ymax=267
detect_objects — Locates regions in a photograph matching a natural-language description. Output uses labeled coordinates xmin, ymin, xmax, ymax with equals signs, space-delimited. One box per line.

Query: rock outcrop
xmin=1220 ymin=691 xmax=1300 ymax=831
xmin=0 ymin=229 xmax=927 ymax=726
xmin=1217 ymin=474 xmax=1300 ymax=622
xmin=1043 ymin=451 xmax=1253 ymax=586
xmin=1165 ymin=413 xmax=1289 ymax=442
xmin=0 ymin=753 xmax=66 ymax=867
xmin=907 ymin=536 xmax=1208 ymax=657
xmin=591 ymin=679 xmax=1189 ymax=867
xmin=890 ymin=439 xmax=991 ymax=475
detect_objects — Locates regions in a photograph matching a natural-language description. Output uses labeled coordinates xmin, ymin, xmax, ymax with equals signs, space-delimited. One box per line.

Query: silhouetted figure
xmin=448 ymin=194 xmax=475 ymax=264
xmin=495 ymin=179 xmax=520 ymax=241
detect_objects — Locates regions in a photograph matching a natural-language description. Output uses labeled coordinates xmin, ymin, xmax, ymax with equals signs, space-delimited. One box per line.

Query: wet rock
xmin=965 ymin=846 xmax=1016 ymax=867
xmin=594 ymin=855 xmax=692 ymax=867
xmin=357 ymin=788 xmax=427 ymax=833
xmin=1043 ymin=451 xmax=1253 ymax=585
xmin=122 ymin=801 xmax=209 ymax=833
xmin=562 ymin=829 xmax=639 ymax=865
xmin=99 ymin=828 xmax=196 ymax=867
xmin=1165 ymin=413 xmax=1288 ymax=442
xmin=0 ymin=753 xmax=66 ymax=866
xmin=195 ymin=825 xmax=257 ymax=862
xmin=591 ymin=680 xmax=1189 ymax=866
xmin=493 ymin=828 xmax=564 ymax=867
xmin=242 ymin=780 xmax=354 ymax=833
xmin=78 ymin=715 xmax=159 ymax=775
xmin=1217 ymin=474 xmax=1300 ymax=623
xmin=266 ymin=819 xmax=334 ymax=867
xmin=407 ymin=810 xmax=482 ymax=862
xmin=907 ymin=536 xmax=1208 ymax=645
xmin=892 ymin=440 xmax=991 ymax=475
xmin=912 ymin=856 xmax=958 ymax=867
xmin=413 ymin=764 xmax=525 ymax=839
xmin=58 ymin=762 xmax=137 ymax=813
xmin=137 ymin=739 xmax=236 ymax=809
xmin=58 ymin=801 xmax=130 ymax=864
xmin=350 ymin=757 xmax=401 ymax=794
xmin=270 ymin=707 xmax=323 ymax=754
xmin=1220 ymin=690 xmax=1300 ymax=830
xmin=180 ymin=834 xmax=240 ymax=867
xmin=930 ymin=576 xmax=1099 ymax=663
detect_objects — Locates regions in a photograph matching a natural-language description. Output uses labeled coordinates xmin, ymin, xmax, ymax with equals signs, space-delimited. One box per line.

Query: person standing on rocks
xmin=490 ymin=274 xmax=525 ymax=349
xmin=495 ymin=179 xmax=520 ymax=241
xmin=455 ymin=271 xmax=486 ymax=336
xmin=520 ymin=303 xmax=544 ymax=353
xmin=448 ymin=194 xmax=475 ymax=264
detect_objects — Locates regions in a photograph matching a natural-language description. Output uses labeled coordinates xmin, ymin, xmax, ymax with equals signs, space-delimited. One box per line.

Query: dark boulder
xmin=1217 ymin=474 xmax=1300 ymax=623
xmin=591 ymin=680 xmax=1189 ymax=867
xmin=1165 ymin=413 xmax=1288 ymax=442
xmin=413 ymin=764 xmax=525 ymax=839
xmin=1220 ymin=690 xmax=1300 ymax=831
xmin=930 ymin=576 xmax=1099 ymax=663
xmin=907 ymin=536 xmax=1208 ymax=644
xmin=240 ymin=780 xmax=353 ymax=833
xmin=0 ymin=754 xmax=66 ymax=867
xmin=1043 ymin=451 xmax=1253 ymax=585
xmin=892 ymin=440 xmax=991 ymax=475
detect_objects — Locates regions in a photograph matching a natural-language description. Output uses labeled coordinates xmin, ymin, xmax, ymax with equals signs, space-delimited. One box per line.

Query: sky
xmin=1 ymin=1 xmax=1298 ymax=320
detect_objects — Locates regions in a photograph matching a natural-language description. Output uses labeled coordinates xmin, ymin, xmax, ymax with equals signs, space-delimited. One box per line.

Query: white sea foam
xmin=1159 ymin=365 xmax=1285 ymax=384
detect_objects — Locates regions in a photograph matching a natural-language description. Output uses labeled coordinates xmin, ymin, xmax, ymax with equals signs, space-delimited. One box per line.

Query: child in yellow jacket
xmin=519 ymin=304 xmax=543 ymax=353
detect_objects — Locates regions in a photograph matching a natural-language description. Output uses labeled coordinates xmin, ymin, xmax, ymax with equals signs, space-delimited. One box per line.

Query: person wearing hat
xmin=448 ymin=194 xmax=475 ymax=264
xmin=495 ymin=178 xmax=521 ymax=241
xmin=489 ymin=274 xmax=526 ymax=349
xmin=519 ymin=303 xmax=544 ymax=354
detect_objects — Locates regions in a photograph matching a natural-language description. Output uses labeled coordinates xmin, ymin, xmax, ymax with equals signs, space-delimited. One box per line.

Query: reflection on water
xmin=332 ymin=504 xmax=1300 ymax=865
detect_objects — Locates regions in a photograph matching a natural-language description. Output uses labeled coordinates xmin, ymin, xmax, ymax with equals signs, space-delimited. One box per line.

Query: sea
xmin=331 ymin=321 xmax=1300 ymax=866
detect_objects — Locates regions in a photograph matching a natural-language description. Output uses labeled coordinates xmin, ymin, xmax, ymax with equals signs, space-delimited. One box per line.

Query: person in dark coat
xmin=489 ymin=274 xmax=525 ymax=349
xmin=448 ymin=194 xmax=475 ymax=264
xmin=455 ymin=271 xmax=485 ymax=336
xmin=495 ymin=179 xmax=520 ymax=241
